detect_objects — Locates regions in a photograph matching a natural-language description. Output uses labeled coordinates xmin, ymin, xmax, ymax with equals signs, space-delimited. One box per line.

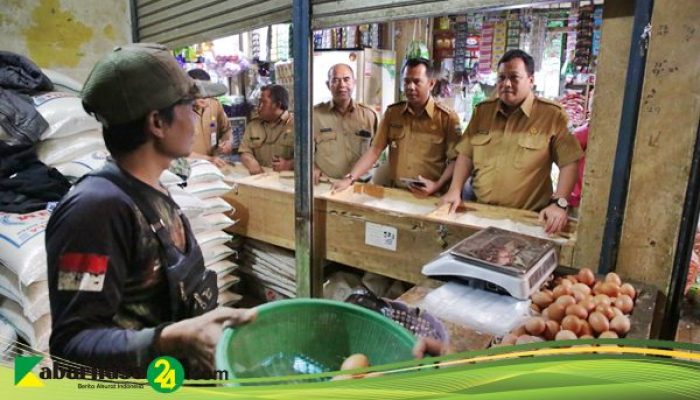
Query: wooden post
xmin=574 ymin=0 xmax=636 ymax=270
xmin=616 ymin=1 xmax=700 ymax=293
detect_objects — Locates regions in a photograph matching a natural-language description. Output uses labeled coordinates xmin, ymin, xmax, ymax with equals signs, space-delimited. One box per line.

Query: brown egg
xmin=565 ymin=275 xmax=579 ymax=284
xmin=572 ymin=283 xmax=592 ymax=296
xmin=543 ymin=320 xmax=560 ymax=340
xmin=561 ymin=315 xmax=583 ymax=335
xmin=572 ymin=291 xmax=587 ymax=302
xmin=588 ymin=311 xmax=610 ymax=334
xmin=598 ymin=331 xmax=619 ymax=339
xmin=530 ymin=303 xmax=541 ymax=314
xmin=543 ymin=289 xmax=554 ymax=297
xmin=532 ymin=291 xmax=554 ymax=308
xmin=593 ymin=294 xmax=612 ymax=307
xmin=611 ymin=307 xmax=625 ymax=318
xmin=620 ymin=283 xmax=637 ymax=300
xmin=501 ymin=333 xmax=519 ymax=345
xmin=577 ymin=268 xmax=596 ymax=286
xmin=614 ymin=295 xmax=634 ymax=314
xmin=610 ymin=315 xmax=631 ymax=336
xmin=566 ymin=304 xmax=589 ymax=320
xmin=511 ymin=325 xmax=527 ymax=336
xmin=592 ymin=281 xmax=603 ymax=294
xmin=579 ymin=298 xmax=597 ymax=312
xmin=578 ymin=320 xmax=593 ymax=337
xmin=556 ymin=295 xmax=576 ymax=307
xmin=579 ymin=334 xmax=595 ymax=339
xmin=546 ymin=303 xmax=567 ymax=322
xmin=553 ymin=285 xmax=572 ymax=299
xmin=516 ymin=335 xmax=544 ymax=345
xmin=525 ymin=317 xmax=546 ymax=336
xmin=597 ymin=282 xmax=621 ymax=298
xmin=559 ymin=279 xmax=574 ymax=288
xmin=596 ymin=305 xmax=616 ymax=320
xmin=341 ymin=354 xmax=370 ymax=371
xmin=555 ymin=330 xmax=578 ymax=340
xmin=605 ymin=272 xmax=622 ymax=286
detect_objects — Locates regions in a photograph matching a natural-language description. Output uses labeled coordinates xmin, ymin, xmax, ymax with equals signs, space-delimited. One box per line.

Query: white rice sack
xmin=202 ymin=197 xmax=233 ymax=216
xmin=0 ymin=211 xmax=49 ymax=287
xmin=160 ymin=170 xmax=184 ymax=187
xmin=37 ymin=130 xmax=106 ymax=166
xmin=0 ymin=264 xmax=22 ymax=305
xmin=42 ymin=69 xmax=83 ymax=93
xmin=53 ymin=149 xmax=109 ymax=182
xmin=0 ymin=314 xmax=18 ymax=359
xmin=0 ymin=296 xmax=51 ymax=351
xmin=189 ymin=213 xmax=235 ymax=234
xmin=168 ymin=186 xmax=206 ymax=219
xmin=217 ymin=274 xmax=240 ymax=291
xmin=218 ymin=290 xmax=242 ymax=307
xmin=22 ymin=280 xmax=49 ymax=323
xmin=194 ymin=230 xmax=232 ymax=248
xmin=33 ymin=92 xmax=100 ymax=140
xmin=188 ymin=160 xmax=225 ymax=184
xmin=206 ymin=260 xmax=238 ymax=277
xmin=184 ymin=180 xmax=232 ymax=199
xmin=200 ymin=243 xmax=235 ymax=267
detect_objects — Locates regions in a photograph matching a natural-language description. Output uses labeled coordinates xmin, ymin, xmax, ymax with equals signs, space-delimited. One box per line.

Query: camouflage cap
xmin=81 ymin=43 xmax=227 ymax=127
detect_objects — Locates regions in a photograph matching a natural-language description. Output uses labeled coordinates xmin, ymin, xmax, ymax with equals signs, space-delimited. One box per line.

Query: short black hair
xmin=96 ymin=100 xmax=181 ymax=158
xmin=261 ymin=84 xmax=289 ymax=111
xmin=498 ymin=49 xmax=535 ymax=76
xmin=187 ymin=68 xmax=211 ymax=81
xmin=404 ymin=58 xmax=436 ymax=78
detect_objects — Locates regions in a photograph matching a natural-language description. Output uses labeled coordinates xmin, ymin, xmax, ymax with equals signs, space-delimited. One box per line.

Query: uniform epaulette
xmin=535 ymin=96 xmax=564 ymax=110
xmin=474 ymin=97 xmax=498 ymax=108
xmin=434 ymin=101 xmax=456 ymax=114
xmin=386 ymin=101 xmax=407 ymax=109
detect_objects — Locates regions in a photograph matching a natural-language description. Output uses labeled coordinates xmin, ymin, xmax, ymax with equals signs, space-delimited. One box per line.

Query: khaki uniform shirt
xmin=192 ymin=98 xmax=232 ymax=156
xmin=456 ymin=92 xmax=584 ymax=211
xmin=238 ymin=111 xmax=294 ymax=168
xmin=372 ymin=96 xmax=461 ymax=187
xmin=313 ymin=100 xmax=378 ymax=178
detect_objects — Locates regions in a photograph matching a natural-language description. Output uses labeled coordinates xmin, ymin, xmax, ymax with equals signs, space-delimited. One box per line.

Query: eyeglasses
xmin=497 ymin=74 xmax=525 ymax=83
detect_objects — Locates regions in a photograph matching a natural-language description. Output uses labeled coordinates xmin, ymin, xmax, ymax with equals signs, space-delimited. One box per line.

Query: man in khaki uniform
xmin=187 ymin=69 xmax=232 ymax=168
xmin=443 ymin=49 xmax=583 ymax=234
xmin=313 ymin=64 xmax=378 ymax=183
xmin=239 ymin=84 xmax=294 ymax=174
xmin=332 ymin=58 xmax=461 ymax=195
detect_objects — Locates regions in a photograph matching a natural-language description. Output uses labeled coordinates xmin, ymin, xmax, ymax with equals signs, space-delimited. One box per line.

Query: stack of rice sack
xmin=0 ymin=210 xmax=53 ymax=353
xmin=240 ymin=239 xmax=296 ymax=302
xmin=166 ymin=160 xmax=242 ymax=307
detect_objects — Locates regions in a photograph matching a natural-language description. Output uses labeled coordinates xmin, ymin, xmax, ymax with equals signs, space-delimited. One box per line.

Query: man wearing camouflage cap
xmin=46 ymin=43 xmax=255 ymax=378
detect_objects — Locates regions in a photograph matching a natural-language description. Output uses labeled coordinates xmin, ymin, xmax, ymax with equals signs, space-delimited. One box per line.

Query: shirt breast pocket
xmin=469 ymin=132 xmax=492 ymax=167
xmin=315 ymin=130 xmax=338 ymax=144
xmin=515 ymin=134 xmax=550 ymax=170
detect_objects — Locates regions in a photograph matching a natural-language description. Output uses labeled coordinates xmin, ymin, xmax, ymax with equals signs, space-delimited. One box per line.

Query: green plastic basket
xmin=215 ymin=299 xmax=417 ymax=383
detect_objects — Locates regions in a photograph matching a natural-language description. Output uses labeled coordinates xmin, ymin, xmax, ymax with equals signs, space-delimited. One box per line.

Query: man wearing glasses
xmin=442 ymin=49 xmax=583 ymax=234
xmin=312 ymin=63 xmax=378 ymax=184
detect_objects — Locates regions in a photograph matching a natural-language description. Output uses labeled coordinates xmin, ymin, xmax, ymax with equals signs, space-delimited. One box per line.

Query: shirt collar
xmin=402 ymin=96 xmax=436 ymax=119
xmin=498 ymin=92 xmax=535 ymax=118
xmin=329 ymin=99 xmax=356 ymax=113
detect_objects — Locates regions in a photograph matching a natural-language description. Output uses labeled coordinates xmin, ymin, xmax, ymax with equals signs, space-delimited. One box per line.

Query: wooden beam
xmin=574 ymin=0 xmax=635 ymax=270
xmin=616 ymin=0 xmax=700 ymax=292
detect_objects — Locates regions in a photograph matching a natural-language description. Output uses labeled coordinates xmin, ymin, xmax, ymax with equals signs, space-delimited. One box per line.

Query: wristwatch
xmin=550 ymin=197 xmax=569 ymax=209
xmin=343 ymin=173 xmax=356 ymax=184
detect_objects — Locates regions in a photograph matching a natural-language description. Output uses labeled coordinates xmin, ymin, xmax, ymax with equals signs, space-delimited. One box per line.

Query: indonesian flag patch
xmin=57 ymin=252 xmax=109 ymax=292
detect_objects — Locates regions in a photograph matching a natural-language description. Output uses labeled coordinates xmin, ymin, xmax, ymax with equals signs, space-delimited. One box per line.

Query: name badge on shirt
xmin=209 ymin=121 xmax=217 ymax=147
xmin=320 ymin=127 xmax=332 ymax=133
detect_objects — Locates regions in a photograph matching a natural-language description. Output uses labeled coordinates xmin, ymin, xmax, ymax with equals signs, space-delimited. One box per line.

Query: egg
xmin=341 ymin=354 xmax=370 ymax=371
xmin=588 ymin=311 xmax=610 ymax=334
xmin=545 ymin=303 xmax=567 ymax=322
xmin=611 ymin=307 xmax=625 ymax=318
xmin=543 ymin=320 xmax=560 ymax=340
xmin=614 ymin=295 xmax=634 ymax=314
xmin=531 ymin=291 xmax=554 ymax=308
xmin=597 ymin=282 xmax=621 ymax=298
xmin=331 ymin=374 xmax=354 ymax=381
xmin=572 ymin=291 xmax=587 ymax=302
xmin=572 ymin=283 xmax=592 ymax=295
xmin=516 ymin=335 xmax=544 ymax=345
xmin=577 ymin=268 xmax=596 ymax=286
xmin=501 ymin=333 xmax=519 ymax=345
xmin=605 ymin=272 xmax=622 ymax=286
xmin=525 ymin=317 xmax=546 ymax=336
xmin=565 ymin=275 xmax=579 ymax=284
xmin=561 ymin=315 xmax=583 ymax=335
xmin=555 ymin=330 xmax=578 ymax=340
xmin=555 ymin=295 xmax=576 ymax=307
xmin=566 ymin=304 xmax=589 ymax=320
xmin=598 ymin=331 xmax=619 ymax=339
xmin=511 ymin=325 xmax=527 ymax=336
xmin=579 ymin=298 xmax=597 ymax=313
xmin=592 ymin=281 xmax=602 ymax=294
xmin=530 ymin=303 xmax=541 ymax=314
xmin=593 ymin=294 xmax=612 ymax=307
xmin=620 ymin=283 xmax=637 ymax=300
xmin=578 ymin=320 xmax=593 ymax=337
xmin=610 ymin=315 xmax=631 ymax=336
xmin=579 ymin=334 xmax=595 ymax=339
xmin=596 ymin=305 xmax=616 ymax=320
xmin=553 ymin=285 xmax=572 ymax=299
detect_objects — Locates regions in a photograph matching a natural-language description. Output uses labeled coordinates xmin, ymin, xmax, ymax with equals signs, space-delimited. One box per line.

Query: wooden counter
xmin=222 ymin=166 xmax=577 ymax=284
